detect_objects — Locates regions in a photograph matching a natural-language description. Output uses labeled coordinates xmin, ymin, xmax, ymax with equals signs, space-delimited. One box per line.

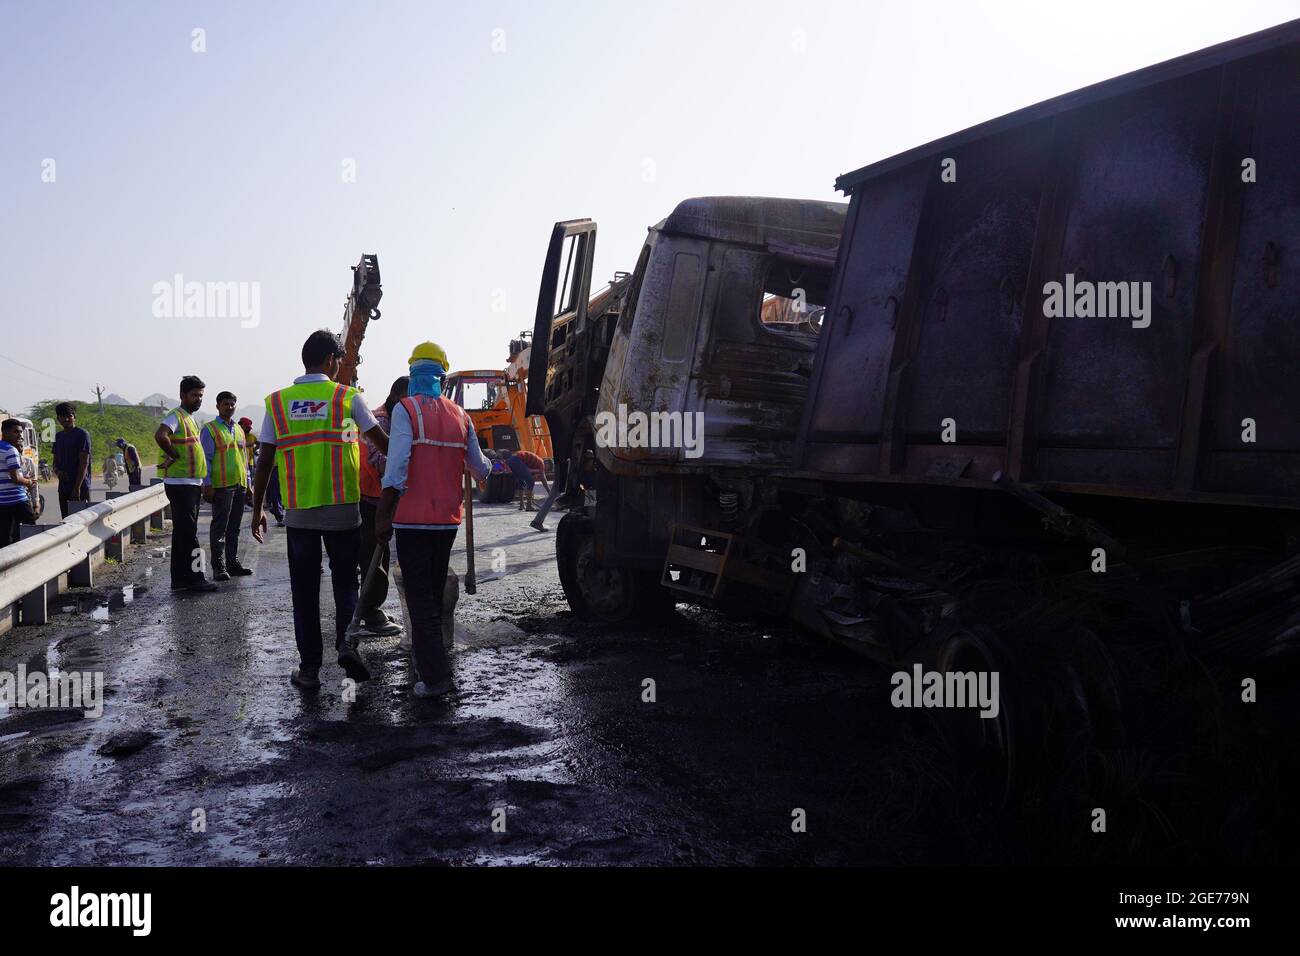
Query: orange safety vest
xmin=358 ymin=409 xmax=388 ymax=500
xmin=393 ymin=395 xmax=469 ymax=526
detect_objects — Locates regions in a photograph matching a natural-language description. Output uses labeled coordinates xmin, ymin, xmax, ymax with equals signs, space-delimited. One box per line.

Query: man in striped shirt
xmin=0 ymin=419 xmax=37 ymax=548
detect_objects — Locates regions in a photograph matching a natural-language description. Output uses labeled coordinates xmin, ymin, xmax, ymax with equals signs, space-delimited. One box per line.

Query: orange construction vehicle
xmin=445 ymin=334 xmax=554 ymax=503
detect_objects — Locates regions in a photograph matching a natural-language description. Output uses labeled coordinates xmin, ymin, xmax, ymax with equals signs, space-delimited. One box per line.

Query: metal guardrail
xmin=0 ymin=484 xmax=168 ymax=626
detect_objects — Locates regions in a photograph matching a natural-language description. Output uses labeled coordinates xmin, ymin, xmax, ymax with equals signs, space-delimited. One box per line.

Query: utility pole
xmin=92 ymin=384 xmax=106 ymax=412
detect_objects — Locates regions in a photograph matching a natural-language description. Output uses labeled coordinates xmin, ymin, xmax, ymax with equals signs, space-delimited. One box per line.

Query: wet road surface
xmin=0 ymin=495 xmax=992 ymax=866
xmin=3 ymin=497 xmax=1297 ymax=865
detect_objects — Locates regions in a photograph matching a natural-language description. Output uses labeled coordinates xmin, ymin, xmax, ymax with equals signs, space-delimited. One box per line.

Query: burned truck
xmin=528 ymin=21 xmax=1300 ymax=788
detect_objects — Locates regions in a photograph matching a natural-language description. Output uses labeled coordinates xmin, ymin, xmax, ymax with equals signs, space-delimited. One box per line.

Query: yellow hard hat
xmin=408 ymin=341 xmax=450 ymax=368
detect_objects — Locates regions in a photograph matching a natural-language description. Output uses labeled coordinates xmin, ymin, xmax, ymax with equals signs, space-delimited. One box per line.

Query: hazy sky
xmin=2 ymin=0 xmax=1296 ymax=419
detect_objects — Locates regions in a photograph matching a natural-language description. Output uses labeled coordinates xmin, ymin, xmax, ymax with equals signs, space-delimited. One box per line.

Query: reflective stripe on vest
xmin=161 ymin=408 xmax=207 ymax=480
xmin=264 ymin=381 xmax=360 ymax=509
xmin=393 ymin=395 xmax=469 ymax=526
xmin=204 ymin=420 xmax=247 ymax=488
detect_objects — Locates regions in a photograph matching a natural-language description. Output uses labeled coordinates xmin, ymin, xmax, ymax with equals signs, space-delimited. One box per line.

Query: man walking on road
xmin=201 ymin=391 xmax=254 ymax=581
xmin=52 ymin=402 xmax=91 ymax=518
xmin=116 ymin=438 xmax=142 ymax=486
xmin=374 ymin=342 xmax=491 ymax=700
xmin=250 ymin=329 xmax=389 ymax=690
xmin=357 ymin=375 xmax=408 ymax=637
xmin=154 ymin=376 xmax=217 ymax=593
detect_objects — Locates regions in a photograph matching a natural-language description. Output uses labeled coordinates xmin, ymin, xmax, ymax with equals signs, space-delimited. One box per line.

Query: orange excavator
xmin=335 ymin=253 xmax=383 ymax=389
xmin=445 ymin=334 xmax=554 ymax=503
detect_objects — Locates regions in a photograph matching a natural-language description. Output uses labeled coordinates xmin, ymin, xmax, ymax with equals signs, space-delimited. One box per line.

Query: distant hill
xmin=26 ymin=399 xmax=166 ymax=474
xmin=102 ymin=393 xmax=133 ymax=406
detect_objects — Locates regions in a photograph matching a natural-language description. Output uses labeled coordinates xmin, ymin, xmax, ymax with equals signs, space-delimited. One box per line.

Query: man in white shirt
xmin=154 ymin=375 xmax=217 ymax=592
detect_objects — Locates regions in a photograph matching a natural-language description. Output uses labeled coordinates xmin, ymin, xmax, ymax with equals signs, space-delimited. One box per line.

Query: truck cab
xmin=528 ymin=197 xmax=847 ymax=620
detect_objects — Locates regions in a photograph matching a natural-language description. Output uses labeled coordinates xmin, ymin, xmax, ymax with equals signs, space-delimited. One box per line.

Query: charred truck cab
xmin=528 ymin=198 xmax=848 ymax=624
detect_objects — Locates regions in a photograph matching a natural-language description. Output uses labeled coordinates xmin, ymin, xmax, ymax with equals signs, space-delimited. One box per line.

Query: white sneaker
xmin=413 ymin=678 xmax=455 ymax=699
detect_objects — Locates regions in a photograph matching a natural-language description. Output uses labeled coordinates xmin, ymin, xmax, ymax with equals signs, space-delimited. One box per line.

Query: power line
xmin=0 ymin=350 xmax=83 ymax=386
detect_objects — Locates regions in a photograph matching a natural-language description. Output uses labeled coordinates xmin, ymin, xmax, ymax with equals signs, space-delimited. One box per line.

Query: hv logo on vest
xmin=289 ymin=400 xmax=331 ymax=420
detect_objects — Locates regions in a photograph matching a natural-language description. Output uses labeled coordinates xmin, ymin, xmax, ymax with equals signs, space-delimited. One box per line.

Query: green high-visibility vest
xmin=160 ymin=407 xmax=207 ymax=480
xmin=204 ymin=419 xmax=248 ymax=489
xmin=265 ymin=380 xmax=360 ymax=509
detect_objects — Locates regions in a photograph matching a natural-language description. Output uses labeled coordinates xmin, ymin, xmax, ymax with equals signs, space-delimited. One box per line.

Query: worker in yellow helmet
xmin=250 ymin=330 xmax=390 ymax=691
xmin=374 ymin=341 xmax=491 ymax=699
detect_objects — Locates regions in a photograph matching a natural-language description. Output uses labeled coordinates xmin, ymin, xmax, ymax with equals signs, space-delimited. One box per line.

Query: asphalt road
xmin=33 ymin=466 xmax=159 ymax=525
xmin=1 ymin=493 xmax=1297 ymax=865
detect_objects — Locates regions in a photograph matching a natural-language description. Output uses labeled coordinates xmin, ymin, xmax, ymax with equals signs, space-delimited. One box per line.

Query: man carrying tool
xmin=249 ymin=329 xmax=389 ymax=690
xmin=154 ymin=376 xmax=217 ymax=592
xmin=201 ymin=391 xmax=254 ymax=581
xmin=356 ymin=375 xmax=408 ymax=637
xmin=374 ymin=342 xmax=490 ymax=700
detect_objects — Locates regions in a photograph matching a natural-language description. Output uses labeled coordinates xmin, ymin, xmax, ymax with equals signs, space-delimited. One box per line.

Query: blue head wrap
xmin=408 ymin=359 xmax=445 ymax=398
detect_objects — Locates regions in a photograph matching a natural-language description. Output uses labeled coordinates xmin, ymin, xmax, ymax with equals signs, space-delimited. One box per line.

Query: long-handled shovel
xmin=463 ymin=470 xmax=476 ymax=595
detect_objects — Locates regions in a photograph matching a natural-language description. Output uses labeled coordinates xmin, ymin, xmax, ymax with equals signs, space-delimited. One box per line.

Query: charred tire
xmin=556 ymin=513 xmax=674 ymax=624
xmin=925 ymin=624 xmax=1021 ymax=808
xmin=480 ymin=472 xmax=515 ymax=504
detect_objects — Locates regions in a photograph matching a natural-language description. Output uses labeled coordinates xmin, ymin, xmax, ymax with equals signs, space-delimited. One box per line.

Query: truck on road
xmin=526 ymin=20 xmax=1300 ymax=799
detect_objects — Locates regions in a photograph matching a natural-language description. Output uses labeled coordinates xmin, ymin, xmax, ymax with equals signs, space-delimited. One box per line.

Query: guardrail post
xmin=104 ymin=490 xmax=130 ymax=559
xmin=130 ymin=518 xmax=148 ymax=543
xmin=20 ymin=580 xmax=49 ymax=625
xmin=69 ymin=554 xmax=94 ymax=588
xmin=105 ymin=530 xmax=127 ymax=562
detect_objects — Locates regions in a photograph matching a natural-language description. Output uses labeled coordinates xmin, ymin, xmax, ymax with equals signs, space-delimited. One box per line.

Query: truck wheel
xmin=556 ymin=514 xmax=672 ymax=624
xmin=925 ymin=624 xmax=1020 ymax=808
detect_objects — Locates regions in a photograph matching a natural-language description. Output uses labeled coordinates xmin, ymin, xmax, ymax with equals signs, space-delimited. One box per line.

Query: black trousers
xmin=287 ymin=526 xmax=360 ymax=670
xmin=395 ymin=528 xmax=458 ymax=685
xmin=209 ymin=486 xmax=245 ymax=572
xmin=164 ymin=483 xmax=203 ymax=585
xmin=357 ymin=499 xmax=391 ymax=622
xmin=126 ymin=467 xmax=142 ymax=487
xmin=265 ymin=466 xmax=284 ymax=522
xmin=0 ymin=501 xmax=35 ymax=548
xmin=58 ymin=480 xmax=89 ymax=518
